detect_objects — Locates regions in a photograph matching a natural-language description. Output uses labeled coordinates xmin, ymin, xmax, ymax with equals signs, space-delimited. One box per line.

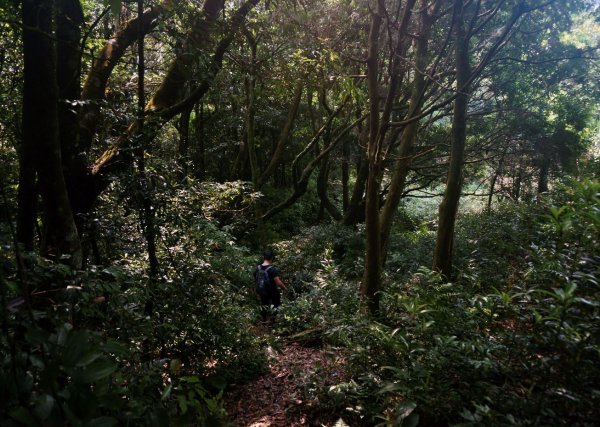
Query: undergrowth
xmin=273 ymin=179 xmax=599 ymax=426
xmin=1 ymin=176 xmax=597 ymax=426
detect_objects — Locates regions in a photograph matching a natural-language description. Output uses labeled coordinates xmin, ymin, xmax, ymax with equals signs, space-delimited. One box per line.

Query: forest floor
xmin=224 ymin=328 xmax=346 ymax=426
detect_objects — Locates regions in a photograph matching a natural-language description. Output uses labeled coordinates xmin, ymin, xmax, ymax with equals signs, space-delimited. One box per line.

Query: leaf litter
xmin=224 ymin=339 xmax=346 ymax=426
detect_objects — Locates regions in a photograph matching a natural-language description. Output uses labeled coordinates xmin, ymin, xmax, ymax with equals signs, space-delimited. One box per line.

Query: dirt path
xmin=224 ymin=341 xmax=344 ymax=426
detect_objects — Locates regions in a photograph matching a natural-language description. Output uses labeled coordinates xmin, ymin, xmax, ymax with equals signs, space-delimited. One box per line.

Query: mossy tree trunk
xmin=86 ymin=0 xmax=260 ymax=210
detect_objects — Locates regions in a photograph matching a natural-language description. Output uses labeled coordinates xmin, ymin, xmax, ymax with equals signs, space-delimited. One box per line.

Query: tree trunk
xmin=22 ymin=0 xmax=81 ymax=267
xmin=79 ymin=0 xmax=171 ymax=153
xmin=258 ymin=79 xmax=304 ymax=188
xmin=317 ymin=90 xmax=343 ymax=220
xmin=244 ymin=29 xmax=259 ymax=186
xmin=261 ymin=116 xmax=362 ymax=221
xmin=362 ymin=0 xmax=385 ymax=316
xmin=147 ymin=0 xmax=225 ymax=112
xmin=487 ymin=148 xmax=506 ymax=210
xmin=178 ymin=105 xmax=192 ymax=177
xmin=432 ymin=0 xmax=470 ymax=279
xmin=537 ymin=153 xmax=549 ymax=194
xmin=16 ymin=148 xmax=36 ymax=251
xmin=343 ymin=153 xmax=368 ymax=226
xmin=194 ymin=103 xmax=206 ymax=180
xmin=513 ymin=168 xmax=522 ymax=201
xmin=88 ymin=0 xmax=260 ymax=210
xmin=56 ymin=0 xmax=84 ymax=151
xmin=361 ymin=0 xmax=421 ymax=315
xmin=487 ymin=171 xmax=498 ymax=210
xmin=379 ymin=6 xmax=436 ymax=266
xmin=316 ymin=150 xmax=342 ymax=221
xmin=136 ymin=0 xmax=159 ymax=277
xmin=341 ymin=137 xmax=350 ymax=212
xmin=57 ymin=0 xmax=87 ymax=231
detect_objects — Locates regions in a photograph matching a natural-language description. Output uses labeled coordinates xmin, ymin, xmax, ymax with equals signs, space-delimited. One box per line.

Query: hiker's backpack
xmin=255 ymin=265 xmax=273 ymax=297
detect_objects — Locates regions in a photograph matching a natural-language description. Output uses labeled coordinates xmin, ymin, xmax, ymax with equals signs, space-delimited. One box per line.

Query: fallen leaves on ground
xmin=224 ymin=341 xmax=345 ymax=426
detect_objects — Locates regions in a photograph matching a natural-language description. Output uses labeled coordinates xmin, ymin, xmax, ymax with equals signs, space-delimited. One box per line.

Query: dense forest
xmin=0 ymin=0 xmax=598 ymax=425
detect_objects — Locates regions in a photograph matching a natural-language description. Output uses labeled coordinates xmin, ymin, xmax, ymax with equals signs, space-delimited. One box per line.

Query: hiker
xmin=255 ymin=250 xmax=287 ymax=324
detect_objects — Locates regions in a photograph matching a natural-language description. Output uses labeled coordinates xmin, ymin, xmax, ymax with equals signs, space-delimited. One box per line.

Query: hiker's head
xmin=263 ymin=250 xmax=274 ymax=261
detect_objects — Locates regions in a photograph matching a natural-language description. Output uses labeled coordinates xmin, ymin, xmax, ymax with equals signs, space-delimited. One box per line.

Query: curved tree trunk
xmin=361 ymin=0 xmax=419 ymax=315
xmin=85 ymin=0 xmax=260 ymax=213
xmin=261 ymin=116 xmax=363 ymax=221
xmin=316 ymin=149 xmax=343 ymax=221
xmin=79 ymin=0 xmax=172 ymax=152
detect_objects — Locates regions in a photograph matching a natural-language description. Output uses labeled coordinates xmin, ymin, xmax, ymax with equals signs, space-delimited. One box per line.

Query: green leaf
xmin=161 ymin=384 xmax=173 ymax=401
xmin=57 ymin=323 xmax=73 ymax=346
xmin=402 ymin=413 xmax=420 ymax=427
xmin=101 ymin=265 xmax=123 ymax=280
xmin=63 ymin=330 xmax=90 ymax=368
xmin=63 ymin=403 xmax=83 ymax=426
xmin=34 ymin=394 xmax=55 ymax=420
xmin=170 ymin=358 xmax=182 ymax=373
xmin=396 ymin=401 xmax=417 ymax=420
xmin=103 ymin=0 xmax=122 ymax=16
xmin=76 ymin=350 xmax=103 ymax=367
xmin=378 ymin=382 xmax=402 ymax=394
xmin=460 ymin=409 xmax=476 ymax=422
xmin=181 ymin=376 xmax=200 ymax=384
xmin=103 ymin=340 xmax=130 ymax=357
xmin=29 ymin=355 xmax=45 ymax=369
xmin=177 ymin=395 xmax=188 ymax=414
xmin=75 ymin=360 xmax=118 ymax=383
xmin=17 ymin=373 xmax=34 ymax=394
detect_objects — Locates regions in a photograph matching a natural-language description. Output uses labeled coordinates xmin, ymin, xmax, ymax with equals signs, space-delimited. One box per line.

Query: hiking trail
xmin=224 ymin=335 xmax=345 ymax=426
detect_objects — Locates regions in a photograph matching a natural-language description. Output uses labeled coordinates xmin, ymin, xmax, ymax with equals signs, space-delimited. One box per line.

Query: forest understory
xmin=1 ymin=0 xmax=599 ymax=426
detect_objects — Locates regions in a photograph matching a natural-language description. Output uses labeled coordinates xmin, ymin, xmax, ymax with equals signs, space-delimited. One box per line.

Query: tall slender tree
xmin=20 ymin=0 xmax=82 ymax=267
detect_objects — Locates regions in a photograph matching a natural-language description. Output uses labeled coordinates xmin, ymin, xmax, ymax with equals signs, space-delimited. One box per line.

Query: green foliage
xmin=0 ymin=178 xmax=271 ymax=425
xmin=1 ymin=0 xmax=598 ymax=424
xmin=282 ymin=179 xmax=600 ymax=426
xmin=0 ymin=248 xmax=265 ymax=425
xmin=261 ymin=224 xmax=363 ymax=335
